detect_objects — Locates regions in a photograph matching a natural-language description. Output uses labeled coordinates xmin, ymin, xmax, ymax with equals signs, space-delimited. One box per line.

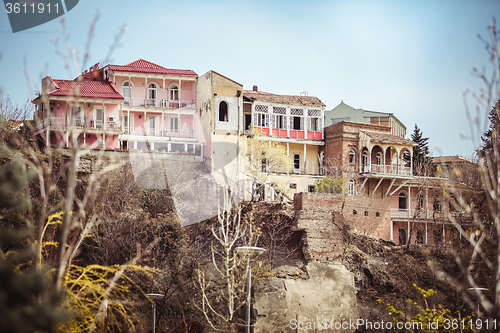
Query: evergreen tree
xmin=480 ymin=99 xmax=500 ymax=155
xmin=411 ymin=124 xmax=432 ymax=175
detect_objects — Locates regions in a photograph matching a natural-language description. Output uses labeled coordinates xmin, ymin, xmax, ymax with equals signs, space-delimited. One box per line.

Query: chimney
xmin=253 ymin=85 xmax=258 ymax=92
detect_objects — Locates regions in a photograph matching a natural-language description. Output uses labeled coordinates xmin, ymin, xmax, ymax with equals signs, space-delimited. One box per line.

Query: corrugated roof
xmin=107 ymin=59 xmax=198 ymax=76
xmin=360 ymin=130 xmax=417 ymax=146
xmin=243 ymin=90 xmax=325 ymax=107
xmin=49 ymin=80 xmax=123 ymax=100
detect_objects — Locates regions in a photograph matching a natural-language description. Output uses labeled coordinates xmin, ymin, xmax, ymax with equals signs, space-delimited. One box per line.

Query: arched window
xmin=376 ymin=152 xmax=383 ymax=165
xmin=361 ymin=151 xmax=369 ymax=172
xmin=219 ymin=101 xmax=228 ymax=122
xmin=417 ymin=193 xmax=424 ymax=210
xmin=122 ymin=81 xmax=132 ymax=105
xmin=169 ymin=84 xmax=179 ymax=101
xmin=148 ymin=83 xmax=157 ymax=106
xmin=398 ymin=192 xmax=407 ymax=210
xmin=348 ymin=179 xmax=355 ymax=195
xmin=349 ymin=149 xmax=356 ymax=164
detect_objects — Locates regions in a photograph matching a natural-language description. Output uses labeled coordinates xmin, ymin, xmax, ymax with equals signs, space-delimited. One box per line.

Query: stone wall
xmin=254 ymin=262 xmax=358 ymax=333
xmin=294 ymin=192 xmax=392 ymax=262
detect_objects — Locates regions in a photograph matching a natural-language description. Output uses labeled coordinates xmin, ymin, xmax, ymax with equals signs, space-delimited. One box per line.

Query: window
xmin=417 ymin=193 xmax=424 ymax=210
xmin=261 ymin=153 xmax=267 ymax=172
xmin=308 ymin=185 xmax=315 ymax=193
xmin=364 ymin=211 xmax=368 ymax=216
xmin=376 ymin=152 xmax=383 ymax=165
xmin=433 ymin=228 xmax=442 ymax=244
xmin=289 ymin=183 xmax=297 ymax=189
xmin=349 ymin=149 xmax=356 ymax=164
xmin=292 ymin=116 xmax=303 ymax=130
xmin=123 ymin=82 xmax=132 ymax=105
xmin=148 ymin=115 xmax=156 ymax=136
xmin=169 ymin=116 xmax=179 ymax=133
xmin=293 ymin=154 xmax=301 ymax=172
xmin=169 ymin=84 xmax=179 ymax=101
xmin=375 ymin=212 xmax=380 ymax=217
xmin=353 ymin=210 xmax=357 ymax=215
xmin=433 ymin=199 xmax=442 ymax=212
xmin=123 ymin=114 xmax=133 ymax=134
xmin=93 ymin=107 xmax=103 ymax=129
xmin=399 ymin=229 xmax=407 ymax=245
xmin=219 ymin=101 xmax=228 ymax=122
xmin=309 ymin=117 xmax=321 ymax=131
xmin=71 ymin=105 xmax=83 ymax=127
xmin=254 ymin=113 xmax=269 ymax=127
xmin=361 ymin=152 xmax=369 ymax=170
xmin=148 ymin=83 xmax=157 ymax=106
xmin=272 ymin=114 xmax=287 ymax=129
xmin=398 ymin=192 xmax=407 ymax=210
xmin=348 ymin=179 xmax=355 ymax=195
xmin=416 ymin=229 xmax=425 ymax=244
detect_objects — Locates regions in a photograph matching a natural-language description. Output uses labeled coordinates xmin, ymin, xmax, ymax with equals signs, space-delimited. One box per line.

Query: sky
xmin=1 ymin=0 xmax=499 ymax=157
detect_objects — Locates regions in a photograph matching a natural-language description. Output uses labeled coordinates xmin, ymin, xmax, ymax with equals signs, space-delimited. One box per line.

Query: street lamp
xmin=467 ymin=287 xmax=488 ymax=318
xmin=146 ymin=293 xmax=164 ymax=333
xmin=236 ymin=246 xmax=266 ymax=333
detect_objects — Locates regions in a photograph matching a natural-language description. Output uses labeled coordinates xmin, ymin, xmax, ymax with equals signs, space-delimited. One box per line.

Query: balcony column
xmin=145 ymin=77 xmax=148 ymax=106
xmin=286 ymin=107 xmax=290 ymax=138
xmin=127 ymin=111 xmax=130 ymax=134
xmin=303 ymin=143 xmax=307 ymax=175
xmin=287 ymin=142 xmax=289 ymax=158
xmin=102 ymin=102 xmax=106 ymax=130
xmin=383 ymin=148 xmax=386 ymax=173
xmin=408 ymin=185 xmax=411 ymax=218
xmin=163 ymin=78 xmax=166 ymax=105
xmin=179 ymin=79 xmax=182 ymax=103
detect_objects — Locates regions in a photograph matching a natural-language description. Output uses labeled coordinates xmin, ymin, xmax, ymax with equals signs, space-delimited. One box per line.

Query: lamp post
xmin=146 ymin=293 xmax=164 ymax=333
xmin=236 ymin=246 xmax=266 ymax=333
xmin=467 ymin=287 xmax=488 ymax=318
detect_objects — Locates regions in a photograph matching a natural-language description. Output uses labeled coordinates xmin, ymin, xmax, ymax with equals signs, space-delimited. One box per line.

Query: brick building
xmin=293 ymin=120 xmax=457 ymax=261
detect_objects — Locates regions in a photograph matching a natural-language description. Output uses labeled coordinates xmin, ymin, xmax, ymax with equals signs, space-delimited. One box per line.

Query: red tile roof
xmin=107 ymin=59 xmax=198 ymax=77
xmin=48 ymin=79 xmax=123 ymax=100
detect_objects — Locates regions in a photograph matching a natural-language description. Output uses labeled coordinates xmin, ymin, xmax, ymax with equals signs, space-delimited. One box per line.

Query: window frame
xmin=349 ymin=149 xmax=356 ymax=164
xmin=148 ymin=82 xmax=158 ymax=106
xmin=169 ymin=83 xmax=179 ymax=101
xmin=122 ymin=81 xmax=133 ymax=105
xmin=219 ymin=101 xmax=229 ymax=122
xmin=293 ymin=153 xmax=301 ymax=173
xmin=168 ymin=115 xmax=179 ymax=133
xmin=348 ymin=179 xmax=355 ymax=195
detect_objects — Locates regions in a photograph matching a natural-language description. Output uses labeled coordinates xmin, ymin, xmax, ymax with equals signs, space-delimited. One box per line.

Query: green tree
xmin=411 ymin=124 xmax=433 ymax=175
xmin=480 ymin=99 xmax=500 ymax=155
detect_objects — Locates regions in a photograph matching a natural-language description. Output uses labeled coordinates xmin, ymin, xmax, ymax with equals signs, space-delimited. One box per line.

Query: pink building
xmin=34 ymin=60 xmax=204 ymax=159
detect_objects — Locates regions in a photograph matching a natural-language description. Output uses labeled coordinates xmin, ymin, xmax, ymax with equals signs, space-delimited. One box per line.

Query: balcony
xmin=391 ymin=208 xmax=446 ymax=220
xmin=122 ymin=97 xmax=195 ymax=109
xmin=35 ymin=117 xmax=119 ymax=132
xmin=122 ymin=128 xmax=195 ymax=139
xmin=361 ymin=164 xmax=412 ymax=177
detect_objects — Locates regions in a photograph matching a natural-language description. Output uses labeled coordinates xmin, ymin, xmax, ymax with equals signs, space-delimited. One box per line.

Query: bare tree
xmin=194 ymin=189 xmax=263 ymax=332
xmin=429 ymin=18 xmax=500 ymax=330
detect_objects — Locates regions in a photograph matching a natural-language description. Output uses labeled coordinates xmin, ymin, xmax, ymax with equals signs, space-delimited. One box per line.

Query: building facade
xmin=321 ymin=120 xmax=455 ymax=246
xmin=34 ymin=60 xmax=204 ymax=160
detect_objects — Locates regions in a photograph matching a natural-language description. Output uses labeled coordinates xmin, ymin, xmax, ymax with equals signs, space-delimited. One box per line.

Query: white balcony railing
xmin=361 ymin=164 xmax=412 ymax=176
xmin=391 ymin=209 xmax=445 ymax=219
xmin=123 ymin=98 xmax=195 ymax=109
